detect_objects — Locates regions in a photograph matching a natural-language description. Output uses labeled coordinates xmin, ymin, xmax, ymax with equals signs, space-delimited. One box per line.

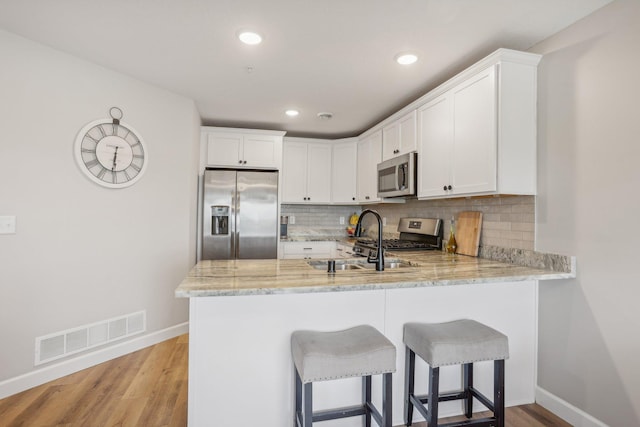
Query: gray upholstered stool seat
xmin=404 ymin=319 xmax=509 ymax=367
xmin=291 ymin=325 xmax=396 ymax=427
xmin=403 ymin=319 xmax=509 ymax=427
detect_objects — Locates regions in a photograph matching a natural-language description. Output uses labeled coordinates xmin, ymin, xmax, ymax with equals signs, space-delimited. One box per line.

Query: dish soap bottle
xmin=445 ymin=216 xmax=457 ymax=254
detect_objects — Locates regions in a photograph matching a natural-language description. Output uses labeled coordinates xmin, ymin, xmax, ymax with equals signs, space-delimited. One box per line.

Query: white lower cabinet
xmin=334 ymin=241 xmax=358 ymax=258
xmin=280 ymin=241 xmax=334 ymax=259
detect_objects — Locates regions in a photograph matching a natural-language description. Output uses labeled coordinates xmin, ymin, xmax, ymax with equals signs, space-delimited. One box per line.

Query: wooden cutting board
xmin=455 ymin=211 xmax=483 ymax=256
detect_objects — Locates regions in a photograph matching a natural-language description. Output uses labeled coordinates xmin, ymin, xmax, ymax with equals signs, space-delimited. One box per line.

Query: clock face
xmin=74 ymin=119 xmax=147 ymax=188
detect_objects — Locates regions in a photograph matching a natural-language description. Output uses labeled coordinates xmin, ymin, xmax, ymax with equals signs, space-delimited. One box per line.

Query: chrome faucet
xmin=354 ymin=209 xmax=385 ymax=271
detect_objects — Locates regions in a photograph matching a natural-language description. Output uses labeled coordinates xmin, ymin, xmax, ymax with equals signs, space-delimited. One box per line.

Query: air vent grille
xmin=35 ymin=310 xmax=146 ymax=365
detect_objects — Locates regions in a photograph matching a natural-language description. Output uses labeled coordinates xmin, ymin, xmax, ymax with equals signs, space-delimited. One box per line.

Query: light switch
xmin=289 ymin=216 xmax=295 ymax=225
xmin=0 ymin=216 xmax=16 ymax=234
xmin=383 ymin=217 xmax=387 ymax=226
xmin=339 ymin=216 xmax=345 ymax=225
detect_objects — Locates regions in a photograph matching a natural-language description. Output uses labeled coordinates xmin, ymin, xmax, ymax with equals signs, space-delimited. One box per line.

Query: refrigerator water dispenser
xmin=211 ymin=206 xmax=229 ymax=235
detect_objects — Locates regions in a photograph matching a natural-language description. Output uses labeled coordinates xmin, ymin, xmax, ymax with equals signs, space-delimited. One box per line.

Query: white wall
xmin=531 ymin=0 xmax=640 ymax=425
xmin=0 ymin=30 xmax=200 ymax=384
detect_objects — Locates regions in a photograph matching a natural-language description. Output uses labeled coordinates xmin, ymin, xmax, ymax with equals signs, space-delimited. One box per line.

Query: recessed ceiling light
xmin=238 ymin=31 xmax=262 ymax=45
xmin=317 ymin=112 xmax=333 ymax=120
xmin=395 ymin=53 xmax=418 ymax=65
xmin=285 ymin=110 xmax=299 ymax=117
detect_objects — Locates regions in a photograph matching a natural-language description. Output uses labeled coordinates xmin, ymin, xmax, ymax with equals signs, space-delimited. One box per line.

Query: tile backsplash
xmin=281 ymin=195 xmax=535 ymax=250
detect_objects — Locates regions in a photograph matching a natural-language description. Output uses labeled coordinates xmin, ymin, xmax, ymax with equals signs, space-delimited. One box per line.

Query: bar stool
xmin=403 ymin=319 xmax=509 ymax=427
xmin=291 ymin=325 xmax=396 ymax=427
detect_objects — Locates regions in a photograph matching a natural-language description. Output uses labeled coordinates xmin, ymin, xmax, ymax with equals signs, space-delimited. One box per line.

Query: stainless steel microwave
xmin=377 ymin=152 xmax=417 ymax=198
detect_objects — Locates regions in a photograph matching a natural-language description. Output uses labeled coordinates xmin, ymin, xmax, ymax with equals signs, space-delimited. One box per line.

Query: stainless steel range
xmin=354 ymin=217 xmax=443 ymax=254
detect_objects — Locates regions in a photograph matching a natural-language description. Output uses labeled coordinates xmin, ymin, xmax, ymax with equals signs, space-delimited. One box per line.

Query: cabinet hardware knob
xmin=352 ymin=197 xmax=355 ymax=200
xmin=447 ymin=185 xmax=452 ymax=190
xmin=239 ymin=160 xmax=243 ymax=164
xmin=443 ymin=185 xmax=447 ymax=191
xmin=243 ymin=160 xmax=247 ymax=164
xmin=366 ymin=196 xmax=370 ymax=200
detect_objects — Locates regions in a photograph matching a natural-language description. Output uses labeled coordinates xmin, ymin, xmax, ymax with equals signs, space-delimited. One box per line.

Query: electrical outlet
xmin=0 ymin=216 xmax=16 ymax=234
xmin=289 ymin=215 xmax=295 ymax=225
xmin=339 ymin=216 xmax=345 ymax=225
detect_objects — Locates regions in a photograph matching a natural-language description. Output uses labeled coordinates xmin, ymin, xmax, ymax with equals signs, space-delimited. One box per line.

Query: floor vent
xmin=35 ymin=310 xmax=146 ymax=365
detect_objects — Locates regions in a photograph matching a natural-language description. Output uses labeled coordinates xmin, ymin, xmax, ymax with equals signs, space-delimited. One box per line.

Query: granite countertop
xmin=175 ymin=249 xmax=576 ymax=298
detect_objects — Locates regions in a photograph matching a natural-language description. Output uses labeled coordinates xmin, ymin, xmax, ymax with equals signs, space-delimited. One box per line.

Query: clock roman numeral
xmin=130 ymin=163 xmax=142 ymax=172
xmin=97 ymin=167 xmax=108 ymax=180
xmin=123 ymin=169 xmax=131 ymax=181
xmin=97 ymin=125 xmax=107 ymax=137
xmin=85 ymin=159 xmax=100 ymax=168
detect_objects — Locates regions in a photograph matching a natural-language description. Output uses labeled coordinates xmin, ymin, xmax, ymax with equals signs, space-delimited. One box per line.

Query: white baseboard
xmin=536 ymin=386 xmax=608 ymax=427
xmin=0 ymin=322 xmax=189 ymax=400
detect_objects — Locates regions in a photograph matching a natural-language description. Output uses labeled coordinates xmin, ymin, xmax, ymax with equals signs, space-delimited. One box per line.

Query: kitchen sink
xmin=307 ymin=259 xmax=411 ymax=271
xmin=358 ymin=261 xmax=411 ymax=269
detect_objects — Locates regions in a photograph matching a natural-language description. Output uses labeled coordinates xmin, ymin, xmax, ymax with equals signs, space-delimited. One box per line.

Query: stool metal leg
xmin=382 ymin=372 xmax=392 ymax=427
xmin=303 ymin=382 xmax=312 ymax=427
xmin=463 ymin=363 xmax=473 ymax=418
xmin=404 ymin=347 xmax=415 ymax=426
xmin=363 ymin=375 xmax=372 ymax=427
xmin=427 ymin=366 xmax=439 ymax=427
xmin=494 ymin=360 xmax=505 ymax=427
xmin=295 ymin=368 xmax=303 ymax=427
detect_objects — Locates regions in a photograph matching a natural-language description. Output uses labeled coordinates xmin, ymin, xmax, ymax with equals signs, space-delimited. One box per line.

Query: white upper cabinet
xmin=417 ymin=49 xmax=540 ymax=199
xmin=357 ymin=130 xmax=382 ymax=203
xmin=382 ymin=110 xmax=417 ymax=160
xmin=203 ymin=127 xmax=285 ymax=169
xmin=282 ymin=139 xmax=332 ymax=204
xmin=417 ymin=95 xmax=453 ymax=197
xmin=331 ymin=138 xmax=358 ymax=204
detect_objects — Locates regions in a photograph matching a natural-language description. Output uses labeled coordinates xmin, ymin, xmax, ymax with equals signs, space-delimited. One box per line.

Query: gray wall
xmin=0 ymin=30 xmax=200 ymax=381
xmin=530 ymin=0 xmax=640 ymax=425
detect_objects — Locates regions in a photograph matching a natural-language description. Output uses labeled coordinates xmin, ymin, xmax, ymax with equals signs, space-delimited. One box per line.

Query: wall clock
xmin=74 ymin=107 xmax=147 ymax=188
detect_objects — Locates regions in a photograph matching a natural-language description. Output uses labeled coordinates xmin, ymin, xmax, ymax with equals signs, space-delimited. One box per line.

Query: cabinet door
xmin=306 ymin=143 xmax=332 ymax=203
xmin=451 ymin=66 xmax=497 ymax=195
xmin=357 ymin=130 xmax=382 ymax=203
xmin=280 ymin=241 xmax=333 ymax=259
xmin=382 ymin=110 xmax=417 ymax=161
xmin=242 ymin=135 xmax=279 ymax=168
xmin=382 ymin=122 xmax=400 ymax=161
xmin=398 ymin=110 xmax=417 ymax=155
xmin=417 ymin=95 xmax=453 ymax=198
xmin=282 ymin=142 xmax=309 ymax=202
xmin=332 ymin=140 xmax=357 ymax=203
xmin=206 ymin=133 xmax=241 ymax=166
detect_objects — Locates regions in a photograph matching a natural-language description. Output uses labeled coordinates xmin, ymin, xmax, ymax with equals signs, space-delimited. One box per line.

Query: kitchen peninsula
xmin=176 ymin=250 xmax=574 ymax=427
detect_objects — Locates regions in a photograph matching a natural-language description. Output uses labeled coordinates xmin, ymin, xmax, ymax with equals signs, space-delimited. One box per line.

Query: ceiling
xmin=0 ymin=0 xmax=612 ymax=138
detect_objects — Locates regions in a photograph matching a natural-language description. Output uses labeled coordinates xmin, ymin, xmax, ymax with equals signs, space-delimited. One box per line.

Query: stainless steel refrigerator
xmin=202 ymin=169 xmax=278 ymax=260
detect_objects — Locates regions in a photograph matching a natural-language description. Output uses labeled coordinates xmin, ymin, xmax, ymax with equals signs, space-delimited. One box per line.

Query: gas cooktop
xmin=354 ymin=238 xmax=439 ymax=251
xmin=353 ymin=217 xmax=443 ymax=253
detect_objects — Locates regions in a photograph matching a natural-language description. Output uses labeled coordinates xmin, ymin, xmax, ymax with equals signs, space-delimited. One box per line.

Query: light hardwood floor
xmin=0 ymin=334 xmax=571 ymax=426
